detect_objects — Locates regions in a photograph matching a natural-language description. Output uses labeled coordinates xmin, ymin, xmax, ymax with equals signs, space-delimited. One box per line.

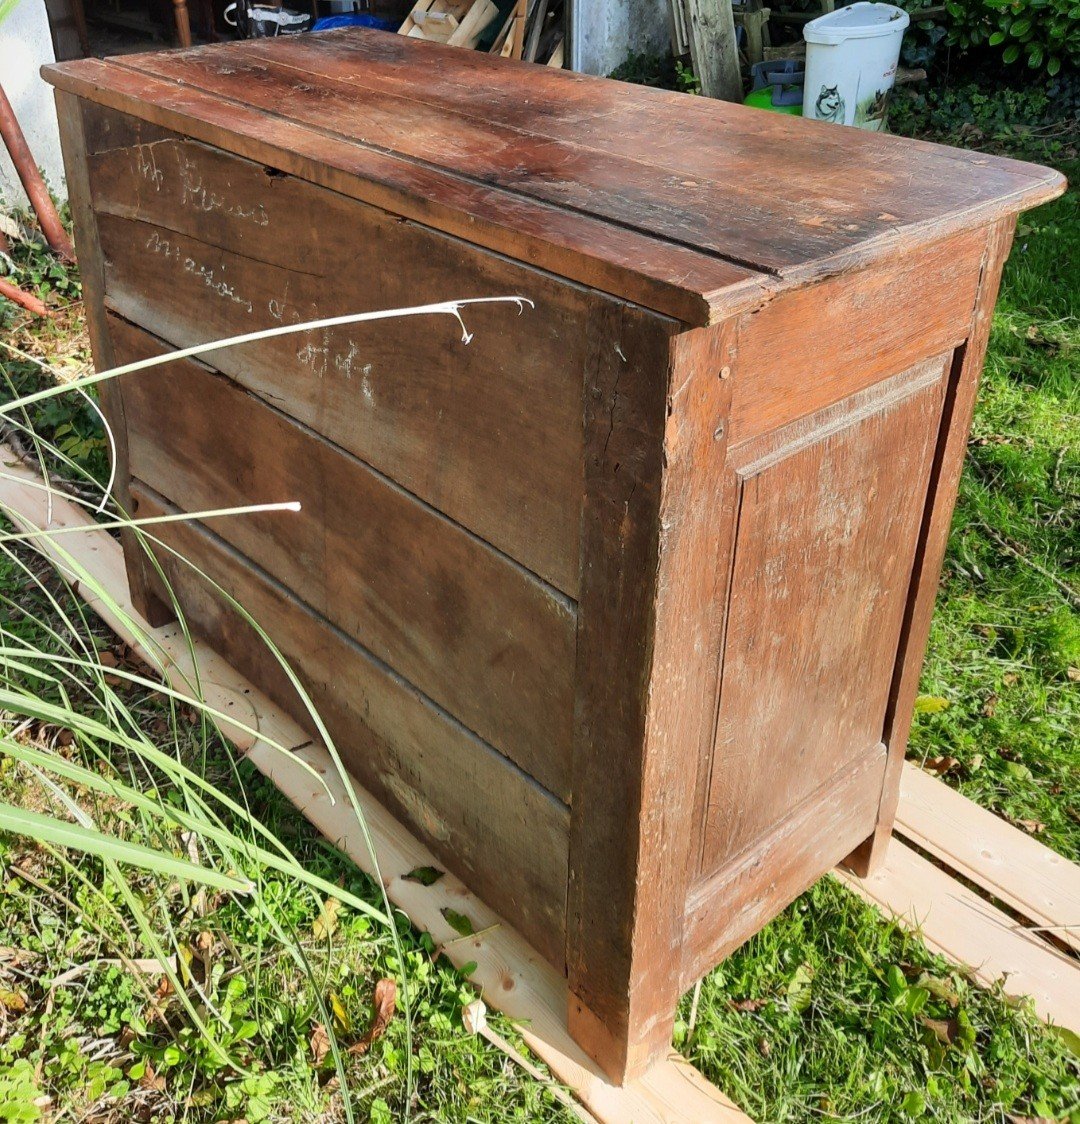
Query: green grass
xmin=906 ymin=171 xmax=1080 ymax=860
xmin=1 ymin=113 xmax=1078 ymax=1123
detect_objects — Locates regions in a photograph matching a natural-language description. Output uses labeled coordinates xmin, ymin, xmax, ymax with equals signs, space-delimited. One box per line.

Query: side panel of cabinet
xmin=699 ymin=356 xmax=951 ymax=876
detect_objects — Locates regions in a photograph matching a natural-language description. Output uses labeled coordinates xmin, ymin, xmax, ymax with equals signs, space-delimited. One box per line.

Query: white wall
xmin=0 ymin=0 xmax=66 ymax=210
xmin=571 ymin=0 xmax=670 ymax=77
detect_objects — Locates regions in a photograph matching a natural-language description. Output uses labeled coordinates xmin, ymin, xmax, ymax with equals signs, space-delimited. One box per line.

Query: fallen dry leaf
xmin=310 ymin=1021 xmax=331 ymax=1066
xmin=921 ymin=1015 xmax=960 ymax=1045
xmin=313 ymin=897 xmax=341 ymax=941
xmin=1068 ymin=667 xmax=1080 ymax=683
xmin=982 ymin=694 xmax=999 ymax=717
xmin=1015 ymin=818 xmax=1046 ymax=835
xmin=347 ymin=978 xmax=397 ymax=1057
xmin=921 ymin=755 xmax=961 ymax=777
xmin=730 ymin=997 xmax=769 ymax=1013
xmin=138 ymin=1060 xmax=166 ymax=1093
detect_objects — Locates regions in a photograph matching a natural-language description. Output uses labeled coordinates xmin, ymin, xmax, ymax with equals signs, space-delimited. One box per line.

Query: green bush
xmin=944 ymin=0 xmax=1080 ymax=77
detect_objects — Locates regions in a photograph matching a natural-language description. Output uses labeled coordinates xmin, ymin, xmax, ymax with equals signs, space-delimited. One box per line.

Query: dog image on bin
xmin=814 ymin=84 xmax=847 ymax=122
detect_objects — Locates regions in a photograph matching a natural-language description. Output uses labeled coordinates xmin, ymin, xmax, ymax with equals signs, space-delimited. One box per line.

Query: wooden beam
xmin=895 ymin=763 xmax=1080 ymax=955
xmin=685 ymin=0 xmax=742 ymax=101
xmin=838 ymin=840 xmax=1080 ymax=1031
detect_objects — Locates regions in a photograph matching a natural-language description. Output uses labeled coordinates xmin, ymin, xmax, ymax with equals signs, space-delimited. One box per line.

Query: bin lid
xmin=42 ymin=30 xmax=1061 ymax=327
xmin=804 ymin=2 xmax=910 ymax=45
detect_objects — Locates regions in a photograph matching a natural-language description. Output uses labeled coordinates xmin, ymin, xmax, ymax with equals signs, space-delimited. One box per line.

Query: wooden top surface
xmin=44 ymin=30 xmax=1065 ymax=324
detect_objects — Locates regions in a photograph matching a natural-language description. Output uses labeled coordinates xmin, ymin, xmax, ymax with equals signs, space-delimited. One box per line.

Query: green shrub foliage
xmin=944 ymin=0 xmax=1079 ymax=76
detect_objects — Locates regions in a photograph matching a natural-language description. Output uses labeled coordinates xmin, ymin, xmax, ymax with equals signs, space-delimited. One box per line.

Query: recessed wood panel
xmin=700 ymin=356 xmax=951 ymax=875
xmin=130 ymin=482 xmax=570 ymax=969
xmin=111 ymin=315 xmax=576 ymax=800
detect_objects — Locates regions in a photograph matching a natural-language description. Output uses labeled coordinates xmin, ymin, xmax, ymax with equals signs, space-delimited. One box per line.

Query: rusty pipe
xmin=0 ymin=275 xmax=50 ymax=316
xmin=0 ymin=81 xmax=75 ymax=262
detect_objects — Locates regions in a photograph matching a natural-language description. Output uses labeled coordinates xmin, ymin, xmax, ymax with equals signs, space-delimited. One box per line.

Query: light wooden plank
xmin=0 ymin=454 xmax=751 ymax=1124
xmin=838 ymin=839 xmax=1080 ymax=1032
xmin=896 ymin=763 xmax=1080 ymax=954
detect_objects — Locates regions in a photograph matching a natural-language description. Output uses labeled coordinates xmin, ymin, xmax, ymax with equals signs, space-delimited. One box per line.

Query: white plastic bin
xmin=802 ymin=2 xmax=910 ymax=131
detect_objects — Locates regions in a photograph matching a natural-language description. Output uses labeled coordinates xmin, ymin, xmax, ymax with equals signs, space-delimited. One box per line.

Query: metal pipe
xmin=0 ymin=82 xmax=75 ymax=262
xmin=0 ymin=275 xmax=50 ymax=317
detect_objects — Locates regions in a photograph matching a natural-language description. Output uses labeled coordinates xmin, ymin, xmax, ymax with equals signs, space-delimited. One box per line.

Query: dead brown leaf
xmin=982 ymin=694 xmax=999 ymax=717
xmin=1015 ymin=818 xmax=1046 ymax=835
xmin=310 ymin=1021 xmax=331 ymax=1066
xmin=921 ymin=755 xmax=961 ymax=777
xmin=729 ymin=997 xmax=769 ymax=1013
xmin=347 ymin=978 xmax=397 ymax=1056
xmin=138 ymin=1060 xmax=166 ymax=1093
xmin=1068 ymin=667 xmax=1080 ymax=683
xmin=921 ymin=1015 xmax=960 ymax=1045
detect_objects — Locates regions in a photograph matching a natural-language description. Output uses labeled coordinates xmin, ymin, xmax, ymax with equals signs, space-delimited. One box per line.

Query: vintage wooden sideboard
xmin=45 ymin=32 xmax=1064 ymax=1084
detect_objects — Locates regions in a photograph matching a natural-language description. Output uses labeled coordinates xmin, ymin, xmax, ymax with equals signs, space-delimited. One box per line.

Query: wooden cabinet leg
xmin=568 ymin=988 xmax=677 ymax=1085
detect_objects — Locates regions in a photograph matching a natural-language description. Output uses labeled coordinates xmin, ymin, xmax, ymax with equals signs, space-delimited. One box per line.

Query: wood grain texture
xmin=45 ymin=58 xmax=765 ymax=327
xmin=81 ymin=102 xmax=603 ymax=596
xmin=112 ymin=315 xmax=576 ymax=799
xmin=51 ymin=91 xmax=173 ymax=628
xmin=846 ymin=219 xmax=1018 ymax=877
xmin=684 ymin=744 xmax=886 ymax=988
xmin=567 ymin=319 xmax=736 ymax=1082
xmin=129 ymin=481 xmax=571 ymax=969
xmin=42 ymin=33 xmax=1065 ymax=322
xmin=896 ymin=763 xmax=1080 ymax=955
xmin=0 ymin=458 xmax=751 ymax=1123
xmin=702 ymin=358 xmax=950 ymax=872
xmin=727 ymin=231 xmax=985 ymax=446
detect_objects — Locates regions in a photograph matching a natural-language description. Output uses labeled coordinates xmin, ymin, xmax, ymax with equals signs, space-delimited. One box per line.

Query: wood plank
xmin=0 ymin=455 xmax=752 ymax=1124
xmin=107 ymin=42 xmax=1056 ymax=281
xmin=107 ymin=31 xmax=1065 ymax=277
xmin=896 ymin=763 xmax=1080 ymax=955
xmin=80 ymin=104 xmax=599 ymax=597
xmin=685 ymin=0 xmax=741 ymax=101
xmin=128 ymin=480 xmax=571 ymax=969
xmin=43 ymin=33 xmax=1065 ymax=317
xmin=52 ymin=90 xmax=173 ymax=628
xmin=46 ymin=59 xmax=767 ymax=328
xmin=567 ymin=320 xmax=735 ymax=1081
xmin=702 ymin=359 xmax=950 ymax=870
xmin=838 ymin=840 xmax=1080 ymax=1033
xmin=727 ymin=231 xmax=985 ymax=446
xmin=111 ymin=315 xmax=576 ymax=800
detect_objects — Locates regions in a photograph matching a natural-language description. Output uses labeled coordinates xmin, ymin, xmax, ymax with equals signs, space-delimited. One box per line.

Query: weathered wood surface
xmin=567 ymin=321 xmax=736 ymax=1080
xmin=129 ymin=481 xmax=571 ymax=969
xmin=81 ymin=102 xmax=602 ymax=597
xmin=53 ymin=91 xmax=177 ymax=628
xmin=112 ymin=315 xmax=576 ymax=799
xmin=46 ymin=58 xmax=765 ymax=327
xmin=702 ymin=358 xmax=950 ymax=870
xmin=0 ymin=459 xmax=751 ymax=1123
xmin=684 ymin=744 xmax=885 ymax=989
xmin=726 ymin=231 xmax=985 ymax=445
xmin=846 ymin=218 xmax=1018 ymax=876
xmin=42 ymin=32 xmax=1064 ymax=324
